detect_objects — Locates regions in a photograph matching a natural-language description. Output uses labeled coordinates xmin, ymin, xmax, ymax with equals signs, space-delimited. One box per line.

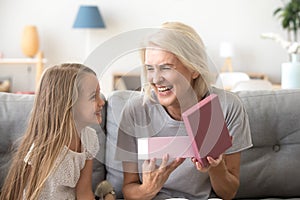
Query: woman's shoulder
xmin=107 ymin=90 xmax=145 ymax=110
xmin=116 ymin=90 xmax=158 ymax=110
xmin=210 ymin=87 xmax=243 ymax=107
xmin=108 ymin=90 xmax=143 ymax=103
xmin=209 ymin=87 xmax=246 ymax=118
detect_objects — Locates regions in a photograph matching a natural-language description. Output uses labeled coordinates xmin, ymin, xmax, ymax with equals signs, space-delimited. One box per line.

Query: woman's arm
xmin=122 ymin=155 xmax=185 ymax=200
xmin=192 ymin=152 xmax=240 ymax=200
xmin=76 ymin=159 xmax=95 ymax=200
xmin=208 ymin=152 xmax=240 ymax=200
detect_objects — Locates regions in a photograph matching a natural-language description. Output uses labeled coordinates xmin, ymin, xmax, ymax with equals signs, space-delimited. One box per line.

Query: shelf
xmin=0 ymin=58 xmax=47 ymax=64
xmin=0 ymin=52 xmax=46 ymax=89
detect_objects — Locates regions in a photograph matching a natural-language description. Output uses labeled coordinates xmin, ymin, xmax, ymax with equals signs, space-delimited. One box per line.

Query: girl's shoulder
xmin=81 ymin=127 xmax=100 ymax=160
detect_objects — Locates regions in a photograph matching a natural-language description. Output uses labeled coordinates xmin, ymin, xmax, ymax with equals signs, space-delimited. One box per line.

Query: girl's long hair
xmin=0 ymin=63 xmax=96 ymax=200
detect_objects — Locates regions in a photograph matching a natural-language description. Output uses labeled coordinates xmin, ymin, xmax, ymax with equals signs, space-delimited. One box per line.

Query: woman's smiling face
xmin=145 ymin=49 xmax=199 ymax=113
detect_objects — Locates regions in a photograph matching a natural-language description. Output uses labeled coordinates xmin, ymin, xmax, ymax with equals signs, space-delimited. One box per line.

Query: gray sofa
xmin=1 ymin=89 xmax=300 ymax=199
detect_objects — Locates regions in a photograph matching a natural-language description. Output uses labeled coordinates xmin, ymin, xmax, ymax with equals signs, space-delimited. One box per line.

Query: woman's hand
xmin=191 ymin=154 xmax=224 ymax=172
xmin=141 ymin=154 xmax=185 ymax=195
xmin=122 ymin=155 xmax=185 ymax=200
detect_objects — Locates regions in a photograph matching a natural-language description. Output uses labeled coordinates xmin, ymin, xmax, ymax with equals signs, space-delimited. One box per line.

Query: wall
xmin=0 ymin=0 xmax=289 ymax=95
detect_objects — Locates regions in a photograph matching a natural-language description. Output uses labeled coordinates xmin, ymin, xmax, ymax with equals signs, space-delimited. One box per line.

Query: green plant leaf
xmin=274 ymin=7 xmax=282 ymax=16
xmin=273 ymin=0 xmax=300 ymax=42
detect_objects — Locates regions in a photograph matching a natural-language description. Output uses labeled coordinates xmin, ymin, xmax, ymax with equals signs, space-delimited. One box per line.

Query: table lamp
xmin=219 ymin=42 xmax=234 ymax=72
xmin=73 ymin=5 xmax=105 ymax=29
xmin=73 ymin=5 xmax=105 ymax=56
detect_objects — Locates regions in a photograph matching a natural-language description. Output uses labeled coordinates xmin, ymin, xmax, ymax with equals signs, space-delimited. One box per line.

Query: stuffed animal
xmin=0 ymin=80 xmax=10 ymax=92
xmin=95 ymin=180 xmax=116 ymax=200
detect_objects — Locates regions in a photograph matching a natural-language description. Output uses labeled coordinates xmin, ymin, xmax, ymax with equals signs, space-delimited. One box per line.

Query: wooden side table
xmin=247 ymin=72 xmax=269 ymax=80
xmin=272 ymin=84 xmax=281 ymax=90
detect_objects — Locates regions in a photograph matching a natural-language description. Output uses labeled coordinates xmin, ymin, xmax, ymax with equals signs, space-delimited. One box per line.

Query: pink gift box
xmin=138 ymin=94 xmax=232 ymax=167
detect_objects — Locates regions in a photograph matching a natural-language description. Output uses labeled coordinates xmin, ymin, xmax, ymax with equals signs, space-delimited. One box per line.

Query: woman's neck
xmin=164 ymin=90 xmax=200 ymax=121
xmin=165 ymin=106 xmax=182 ymax=121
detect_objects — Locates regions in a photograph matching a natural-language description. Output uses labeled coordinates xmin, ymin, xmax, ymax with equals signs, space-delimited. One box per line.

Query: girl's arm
xmin=76 ymin=159 xmax=95 ymax=200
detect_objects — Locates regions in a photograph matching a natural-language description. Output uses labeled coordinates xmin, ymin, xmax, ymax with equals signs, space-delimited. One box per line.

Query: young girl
xmin=0 ymin=63 xmax=105 ymax=200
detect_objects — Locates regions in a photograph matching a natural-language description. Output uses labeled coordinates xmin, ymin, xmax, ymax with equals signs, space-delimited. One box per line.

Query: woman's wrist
xmin=208 ymin=158 xmax=227 ymax=175
xmin=138 ymin=183 xmax=159 ymax=200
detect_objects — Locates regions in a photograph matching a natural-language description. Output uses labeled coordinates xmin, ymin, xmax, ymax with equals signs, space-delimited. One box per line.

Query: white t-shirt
xmin=24 ymin=126 xmax=99 ymax=200
xmin=116 ymin=87 xmax=252 ymax=200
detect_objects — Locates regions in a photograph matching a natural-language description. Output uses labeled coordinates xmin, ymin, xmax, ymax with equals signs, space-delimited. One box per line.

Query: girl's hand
xmin=191 ymin=154 xmax=224 ymax=172
xmin=141 ymin=154 xmax=185 ymax=195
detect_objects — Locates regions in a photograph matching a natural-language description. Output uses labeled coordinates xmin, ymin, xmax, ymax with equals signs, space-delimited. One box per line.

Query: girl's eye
xmin=90 ymin=93 xmax=98 ymax=100
xmin=90 ymin=95 xmax=96 ymax=100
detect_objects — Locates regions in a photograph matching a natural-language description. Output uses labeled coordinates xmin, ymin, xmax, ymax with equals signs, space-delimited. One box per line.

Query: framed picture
xmin=113 ymin=73 xmax=141 ymax=91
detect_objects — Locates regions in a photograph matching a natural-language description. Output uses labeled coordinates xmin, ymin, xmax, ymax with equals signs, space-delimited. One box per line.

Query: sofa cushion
xmin=90 ymin=92 xmax=107 ymax=191
xmin=235 ymin=89 xmax=300 ymax=198
xmin=105 ymin=90 xmax=142 ymax=199
xmin=90 ymin=124 xmax=106 ymax=191
xmin=0 ymin=92 xmax=34 ymax=188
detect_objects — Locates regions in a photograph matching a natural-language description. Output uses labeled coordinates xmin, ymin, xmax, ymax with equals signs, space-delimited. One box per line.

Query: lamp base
xmin=221 ymin=57 xmax=233 ymax=72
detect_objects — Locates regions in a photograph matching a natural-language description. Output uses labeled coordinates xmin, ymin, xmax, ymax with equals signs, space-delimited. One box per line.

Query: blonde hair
xmin=0 ymin=63 xmax=96 ymax=200
xmin=141 ymin=21 xmax=213 ymax=101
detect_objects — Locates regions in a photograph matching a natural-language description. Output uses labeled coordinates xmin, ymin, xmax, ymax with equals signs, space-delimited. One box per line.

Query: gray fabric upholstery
xmin=90 ymin=124 xmax=106 ymax=191
xmin=105 ymin=90 xmax=141 ymax=199
xmin=235 ymin=89 xmax=300 ymax=199
xmin=0 ymin=92 xmax=34 ymax=189
xmin=1 ymin=89 xmax=300 ymax=199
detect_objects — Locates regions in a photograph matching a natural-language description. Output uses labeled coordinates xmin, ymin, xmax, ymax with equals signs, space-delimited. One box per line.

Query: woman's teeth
xmin=158 ymin=86 xmax=172 ymax=92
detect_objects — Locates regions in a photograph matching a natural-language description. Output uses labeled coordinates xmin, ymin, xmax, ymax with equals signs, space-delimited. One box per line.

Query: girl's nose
xmin=97 ymin=95 xmax=105 ymax=107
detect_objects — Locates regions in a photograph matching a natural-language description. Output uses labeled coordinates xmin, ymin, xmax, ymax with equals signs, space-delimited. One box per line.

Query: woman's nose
xmin=152 ymin=70 xmax=164 ymax=84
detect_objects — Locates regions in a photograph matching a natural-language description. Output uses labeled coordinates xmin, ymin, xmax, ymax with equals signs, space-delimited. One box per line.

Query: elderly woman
xmin=116 ymin=22 xmax=252 ymax=200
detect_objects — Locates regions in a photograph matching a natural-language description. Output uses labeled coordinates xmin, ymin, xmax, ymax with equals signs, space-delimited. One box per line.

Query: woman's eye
xmin=161 ymin=65 xmax=172 ymax=70
xmin=145 ymin=65 xmax=154 ymax=71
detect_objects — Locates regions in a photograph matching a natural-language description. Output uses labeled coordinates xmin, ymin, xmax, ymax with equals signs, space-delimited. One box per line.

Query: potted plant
xmin=261 ymin=0 xmax=300 ymax=57
xmin=261 ymin=0 xmax=300 ymax=89
xmin=273 ymin=0 xmax=300 ymax=43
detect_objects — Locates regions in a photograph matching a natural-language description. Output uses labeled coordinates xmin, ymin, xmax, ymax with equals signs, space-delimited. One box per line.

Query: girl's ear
xmin=192 ymin=71 xmax=200 ymax=79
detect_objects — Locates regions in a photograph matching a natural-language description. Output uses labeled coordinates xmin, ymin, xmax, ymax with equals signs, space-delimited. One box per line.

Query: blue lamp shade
xmin=73 ymin=5 xmax=105 ymax=28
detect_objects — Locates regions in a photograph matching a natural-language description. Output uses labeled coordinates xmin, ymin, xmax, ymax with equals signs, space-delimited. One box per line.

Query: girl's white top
xmin=24 ymin=126 xmax=100 ymax=200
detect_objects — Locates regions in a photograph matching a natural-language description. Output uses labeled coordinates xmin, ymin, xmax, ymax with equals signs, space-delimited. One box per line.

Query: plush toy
xmin=95 ymin=180 xmax=116 ymax=200
xmin=0 ymin=80 xmax=10 ymax=92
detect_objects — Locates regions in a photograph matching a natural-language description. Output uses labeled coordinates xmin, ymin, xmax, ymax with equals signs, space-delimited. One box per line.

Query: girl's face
xmin=145 ymin=49 xmax=199 ymax=112
xmin=74 ymin=73 xmax=105 ymax=129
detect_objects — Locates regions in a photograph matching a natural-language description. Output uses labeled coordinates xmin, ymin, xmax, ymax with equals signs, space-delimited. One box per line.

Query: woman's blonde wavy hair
xmin=0 ymin=63 xmax=96 ymax=200
xmin=141 ymin=21 xmax=214 ymax=101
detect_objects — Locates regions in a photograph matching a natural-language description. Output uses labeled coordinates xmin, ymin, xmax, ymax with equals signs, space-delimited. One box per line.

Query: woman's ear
xmin=192 ymin=71 xmax=200 ymax=79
